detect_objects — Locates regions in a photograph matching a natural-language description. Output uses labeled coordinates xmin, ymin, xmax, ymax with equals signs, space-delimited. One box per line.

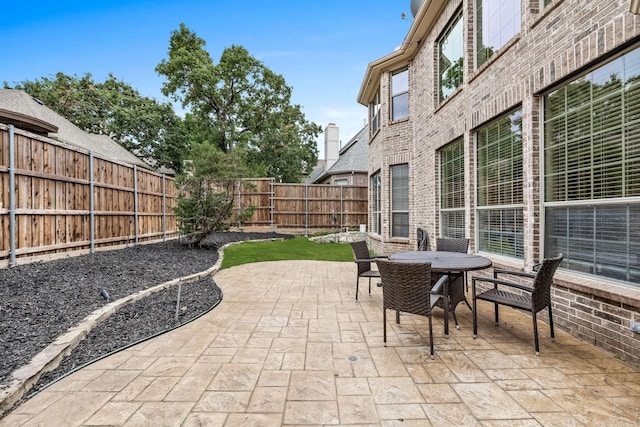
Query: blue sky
xmin=2 ymin=1 xmax=413 ymax=157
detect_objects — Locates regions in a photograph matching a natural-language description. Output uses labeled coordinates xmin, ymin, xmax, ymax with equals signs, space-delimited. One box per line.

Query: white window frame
xmin=391 ymin=69 xmax=409 ymax=121
xmin=391 ymin=164 xmax=409 ymax=238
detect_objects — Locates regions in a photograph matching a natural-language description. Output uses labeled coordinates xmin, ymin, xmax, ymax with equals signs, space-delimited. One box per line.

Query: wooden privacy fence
xmin=0 ymin=124 xmax=178 ymax=267
xmin=235 ymin=178 xmax=368 ymax=233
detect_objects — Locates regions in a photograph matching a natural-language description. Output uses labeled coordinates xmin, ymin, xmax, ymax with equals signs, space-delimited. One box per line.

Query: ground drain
xmin=346 ymin=355 xmax=358 ymax=362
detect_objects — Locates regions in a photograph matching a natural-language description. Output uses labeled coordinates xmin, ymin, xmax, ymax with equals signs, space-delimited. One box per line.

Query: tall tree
xmin=155 ymin=23 xmax=320 ymax=182
xmin=6 ymin=73 xmax=187 ymax=173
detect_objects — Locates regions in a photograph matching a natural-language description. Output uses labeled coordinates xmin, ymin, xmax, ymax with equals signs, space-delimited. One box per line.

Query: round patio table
xmin=388 ymin=251 xmax=492 ymax=335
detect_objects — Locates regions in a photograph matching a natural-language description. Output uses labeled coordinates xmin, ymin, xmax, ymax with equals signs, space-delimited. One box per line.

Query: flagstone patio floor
xmin=2 ymin=260 xmax=639 ymax=426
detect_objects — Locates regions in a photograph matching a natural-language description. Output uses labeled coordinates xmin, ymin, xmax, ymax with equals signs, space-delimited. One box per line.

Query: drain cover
xmin=347 ymin=355 xmax=358 ymax=362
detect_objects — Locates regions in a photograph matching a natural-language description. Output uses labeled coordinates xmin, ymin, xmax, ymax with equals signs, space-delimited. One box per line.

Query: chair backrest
xmin=531 ymin=253 xmax=564 ymax=312
xmin=436 ymin=237 xmax=469 ymax=253
xmin=376 ymin=258 xmax=434 ymax=317
xmin=417 ymin=228 xmax=429 ymax=251
xmin=350 ymin=241 xmax=372 ymax=274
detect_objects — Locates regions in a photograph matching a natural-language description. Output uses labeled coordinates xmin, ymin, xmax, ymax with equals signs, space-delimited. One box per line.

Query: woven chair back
xmin=376 ymin=258 xmax=435 ymax=317
xmin=435 ymin=237 xmax=469 ymax=253
xmin=350 ymin=241 xmax=373 ymax=275
xmin=531 ymin=253 xmax=564 ymax=312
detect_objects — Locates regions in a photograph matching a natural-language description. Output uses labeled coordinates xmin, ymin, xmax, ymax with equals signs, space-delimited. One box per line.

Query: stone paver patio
xmin=2 ymin=260 xmax=640 ymax=426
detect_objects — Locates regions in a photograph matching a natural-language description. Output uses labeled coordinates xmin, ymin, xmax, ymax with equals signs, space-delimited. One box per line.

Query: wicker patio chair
xmin=376 ymin=258 xmax=448 ymax=358
xmin=471 ymin=253 xmax=564 ymax=355
xmin=434 ymin=237 xmax=471 ymax=327
xmin=350 ymin=240 xmax=382 ymax=301
xmin=417 ymin=227 xmax=429 ymax=251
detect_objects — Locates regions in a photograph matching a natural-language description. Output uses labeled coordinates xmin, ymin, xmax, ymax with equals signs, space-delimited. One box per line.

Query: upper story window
xmin=475 ymin=0 xmax=521 ymax=68
xmin=370 ymin=89 xmax=381 ymax=135
xmin=391 ymin=69 xmax=409 ymax=121
xmin=438 ymin=10 xmax=464 ymax=102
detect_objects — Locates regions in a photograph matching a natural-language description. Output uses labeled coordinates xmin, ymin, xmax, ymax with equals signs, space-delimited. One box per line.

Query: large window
xmin=440 ymin=138 xmax=465 ymax=238
xmin=438 ymin=10 xmax=464 ymax=102
xmin=544 ymin=47 xmax=640 ymax=285
xmin=391 ymin=164 xmax=409 ymax=237
xmin=391 ymin=69 xmax=409 ymax=121
xmin=371 ymin=89 xmax=381 ymax=135
xmin=477 ymin=110 xmax=523 ymax=258
xmin=475 ymin=0 xmax=521 ymax=68
xmin=371 ymin=171 xmax=381 ymax=234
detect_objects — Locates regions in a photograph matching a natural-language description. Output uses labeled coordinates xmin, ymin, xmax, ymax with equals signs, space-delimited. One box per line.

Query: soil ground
xmin=0 ymin=232 xmax=292 ymax=399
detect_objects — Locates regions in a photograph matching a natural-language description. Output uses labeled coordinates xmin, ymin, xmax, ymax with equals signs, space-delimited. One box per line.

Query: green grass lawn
xmin=221 ymin=236 xmax=354 ymax=269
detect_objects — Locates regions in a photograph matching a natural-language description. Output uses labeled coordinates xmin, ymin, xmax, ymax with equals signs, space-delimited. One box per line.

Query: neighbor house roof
xmin=307 ymin=125 xmax=368 ymax=184
xmin=0 ymin=89 xmax=150 ymax=169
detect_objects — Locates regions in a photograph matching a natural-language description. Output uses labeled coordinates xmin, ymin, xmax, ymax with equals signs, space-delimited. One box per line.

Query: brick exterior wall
xmin=366 ymin=0 xmax=640 ymax=366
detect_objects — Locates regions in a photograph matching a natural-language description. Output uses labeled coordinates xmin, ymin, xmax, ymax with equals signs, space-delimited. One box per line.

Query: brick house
xmin=306 ymin=123 xmax=368 ymax=186
xmin=358 ymin=0 xmax=640 ymax=365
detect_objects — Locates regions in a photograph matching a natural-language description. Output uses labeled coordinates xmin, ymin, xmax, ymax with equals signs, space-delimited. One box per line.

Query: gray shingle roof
xmin=0 ymin=89 xmax=150 ymax=169
xmin=306 ymin=125 xmax=368 ymax=184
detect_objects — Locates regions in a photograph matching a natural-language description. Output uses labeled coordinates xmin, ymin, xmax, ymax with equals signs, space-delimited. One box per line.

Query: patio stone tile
xmin=206 ymin=364 xmax=261 ymax=391
xmin=351 ymin=358 xmax=379 ymax=378
xmin=112 ymin=376 xmax=155 ymax=401
xmin=370 ymin=347 xmax=410 ymax=377
xmin=522 ymin=368 xmax=582 ymax=389
xmin=193 ymin=391 xmax=251 ymax=412
xmin=337 ymin=395 xmax=379 ymax=424
xmin=464 ymin=349 xmax=523 ymax=370
xmin=376 ymin=403 xmax=427 ymax=420
xmin=123 ymin=401 xmax=193 ymax=426
xmin=181 ymin=412 xmax=228 ymax=426
xmin=453 ymin=383 xmax=529 ymax=420
xmin=531 ymin=412 xmax=586 ymax=426
xmin=421 ymin=402 xmax=482 ymax=426
xmin=494 ymin=379 xmax=544 ymax=391
xmin=422 ymin=361 xmax=458 ymax=383
xmin=135 ymin=376 xmax=180 ymax=401
xmin=282 ymin=352 xmax=306 ymax=369
xmin=257 ymin=369 xmax=291 ymax=387
xmin=507 ymin=390 xmax=564 ymax=412
xmin=543 ymin=388 xmax=639 ymax=426
xmin=283 ymin=400 xmax=339 ymax=424
xmin=19 ymin=391 xmax=114 ymax=426
xmin=209 ymin=332 xmax=251 ymax=348
xmin=437 ymin=351 xmax=491 ymax=383
xmin=335 ymin=377 xmax=370 ymax=395
xmin=483 ymin=368 xmax=531 ymax=381
xmin=118 ymin=355 xmax=157 ymax=370
xmin=368 ymin=377 xmax=424 ymax=404
xmin=405 ymin=363 xmax=435 ymax=383
xmin=305 ymin=342 xmax=334 ymax=370
xmin=417 ymin=383 xmax=461 ymax=403
xmin=288 ymin=370 xmax=336 ymax=400
xmin=165 ymin=364 xmax=214 ymax=401
xmin=141 ymin=356 xmax=197 ymax=377
xmin=332 ymin=342 xmax=372 ymax=360
xmin=230 ymin=347 xmax=269 ymax=364
xmin=270 ymin=337 xmax=307 ymax=353
xmin=82 ymin=369 xmax=141 ymax=392
xmin=225 ymin=413 xmax=284 ymax=425
xmin=83 ymin=401 xmax=141 ymax=425
xmin=247 ymin=386 xmax=288 ymax=412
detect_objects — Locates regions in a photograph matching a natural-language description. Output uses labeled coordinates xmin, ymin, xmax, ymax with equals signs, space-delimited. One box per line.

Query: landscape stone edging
xmin=0 ymin=246 xmax=227 ymax=417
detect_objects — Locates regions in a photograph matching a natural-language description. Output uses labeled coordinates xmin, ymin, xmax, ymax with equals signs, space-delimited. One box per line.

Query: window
xmin=371 ymin=171 xmax=381 ymax=234
xmin=335 ymin=178 xmax=348 ymax=186
xmin=475 ymin=0 xmax=521 ymax=68
xmin=440 ymin=138 xmax=465 ymax=238
xmin=477 ymin=110 xmax=523 ymax=258
xmin=391 ymin=164 xmax=409 ymax=237
xmin=371 ymin=89 xmax=381 ymax=135
xmin=543 ymin=47 xmax=640 ymax=285
xmin=438 ymin=10 xmax=464 ymax=102
xmin=391 ymin=69 xmax=409 ymax=121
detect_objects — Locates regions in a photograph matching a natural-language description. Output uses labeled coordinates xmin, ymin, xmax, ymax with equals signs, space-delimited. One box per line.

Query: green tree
xmin=155 ymin=23 xmax=320 ymax=182
xmin=5 ymin=72 xmax=187 ymax=173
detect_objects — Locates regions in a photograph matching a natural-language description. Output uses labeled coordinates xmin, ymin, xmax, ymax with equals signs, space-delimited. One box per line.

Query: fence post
xmin=340 ymin=185 xmax=344 ymax=231
xmin=133 ymin=165 xmax=139 ymax=245
xmin=162 ymin=174 xmax=166 ymax=243
xmin=8 ymin=125 xmax=16 ymax=267
xmin=305 ymin=184 xmax=309 ymax=236
xmin=270 ymin=178 xmax=275 ymax=232
xmin=89 ymin=151 xmax=95 ymax=254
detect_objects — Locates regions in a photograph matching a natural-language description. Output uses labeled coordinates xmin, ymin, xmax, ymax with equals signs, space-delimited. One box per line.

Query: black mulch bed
xmin=0 ymin=231 xmax=292 ymax=401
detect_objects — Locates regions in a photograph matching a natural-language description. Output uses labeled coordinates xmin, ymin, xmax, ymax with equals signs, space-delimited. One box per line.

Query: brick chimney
xmin=324 ymin=123 xmax=339 ymax=170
